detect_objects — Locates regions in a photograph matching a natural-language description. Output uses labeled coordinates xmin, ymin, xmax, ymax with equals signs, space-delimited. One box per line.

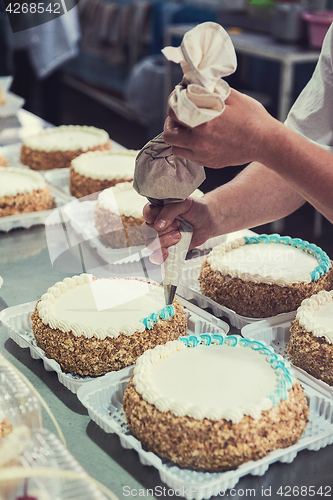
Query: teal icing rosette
xmin=140 ymin=305 xmax=175 ymax=329
xmin=243 ymin=233 xmax=331 ymax=282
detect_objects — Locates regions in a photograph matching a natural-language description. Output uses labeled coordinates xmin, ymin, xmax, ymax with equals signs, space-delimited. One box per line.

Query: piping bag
xmin=133 ymin=22 xmax=237 ymax=306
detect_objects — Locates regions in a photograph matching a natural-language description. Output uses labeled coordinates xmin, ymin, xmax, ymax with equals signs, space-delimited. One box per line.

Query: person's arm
xmin=163 ymin=88 xmax=333 ymax=223
xmin=144 ymin=160 xmax=306 ymax=264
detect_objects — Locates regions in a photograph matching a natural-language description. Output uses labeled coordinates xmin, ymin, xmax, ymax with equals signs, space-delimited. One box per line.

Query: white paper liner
xmin=178 ymin=255 xmax=298 ymax=330
xmin=0 ymin=297 xmax=229 ymax=395
xmin=242 ymin=314 xmax=333 ymax=401
xmin=77 ymin=372 xmax=333 ymax=500
xmin=0 ymin=185 xmax=73 ymax=232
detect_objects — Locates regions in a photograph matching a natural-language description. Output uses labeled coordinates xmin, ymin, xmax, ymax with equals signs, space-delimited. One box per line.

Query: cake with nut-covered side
xmin=31 ymin=274 xmax=187 ymax=376
xmin=20 ymin=125 xmax=111 ymax=170
xmin=94 ymin=182 xmax=147 ymax=248
xmin=288 ymin=290 xmax=333 ymax=386
xmin=0 ymin=167 xmax=53 ymax=217
xmin=199 ymin=234 xmax=333 ymax=318
xmin=123 ymin=334 xmax=309 ymax=471
xmin=69 ymin=149 xmax=137 ymax=198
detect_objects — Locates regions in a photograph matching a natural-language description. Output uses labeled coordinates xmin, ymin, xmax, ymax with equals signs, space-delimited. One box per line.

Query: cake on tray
xmin=199 ymin=234 xmax=333 ymax=318
xmin=31 ymin=274 xmax=187 ymax=377
xmin=0 ymin=167 xmax=53 ymax=217
xmin=69 ymin=149 xmax=138 ymax=198
xmin=123 ymin=334 xmax=309 ymax=471
xmin=94 ymin=181 xmax=147 ymax=248
xmin=20 ymin=125 xmax=111 ymax=170
xmin=288 ymin=290 xmax=333 ymax=386
xmin=95 ymin=183 xmax=204 ymax=249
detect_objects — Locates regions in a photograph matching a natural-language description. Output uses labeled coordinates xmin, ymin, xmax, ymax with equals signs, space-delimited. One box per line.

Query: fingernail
xmin=155 ymin=219 xmax=167 ymax=229
xmin=172 ymin=230 xmax=181 ymax=240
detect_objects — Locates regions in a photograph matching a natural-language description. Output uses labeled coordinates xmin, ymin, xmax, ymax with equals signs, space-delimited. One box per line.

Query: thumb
xmin=153 ymin=198 xmax=193 ymax=230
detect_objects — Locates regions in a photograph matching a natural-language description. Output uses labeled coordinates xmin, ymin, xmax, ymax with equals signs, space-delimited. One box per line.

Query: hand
xmin=143 ymin=196 xmax=213 ymax=264
xmin=163 ymin=88 xmax=278 ymax=168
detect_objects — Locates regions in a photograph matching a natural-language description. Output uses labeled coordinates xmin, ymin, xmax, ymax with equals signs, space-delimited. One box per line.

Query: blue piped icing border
xmin=140 ymin=305 xmax=175 ymax=329
xmin=179 ymin=333 xmax=296 ymax=407
xmin=243 ymin=233 xmax=331 ymax=282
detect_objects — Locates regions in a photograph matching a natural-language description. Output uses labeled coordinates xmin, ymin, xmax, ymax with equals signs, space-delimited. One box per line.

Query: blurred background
xmin=1 ymin=0 xmax=333 ymax=253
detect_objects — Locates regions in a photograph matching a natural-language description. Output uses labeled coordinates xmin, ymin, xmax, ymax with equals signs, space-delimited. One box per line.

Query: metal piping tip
xmin=164 ymin=284 xmax=177 ymax=306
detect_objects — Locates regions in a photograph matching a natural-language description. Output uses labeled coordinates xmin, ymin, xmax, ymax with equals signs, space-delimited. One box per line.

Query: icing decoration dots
xmin=243 ymin=234 xmax=331 ymax=282
xmin=140 ymin=305 xmax=175 ymax=329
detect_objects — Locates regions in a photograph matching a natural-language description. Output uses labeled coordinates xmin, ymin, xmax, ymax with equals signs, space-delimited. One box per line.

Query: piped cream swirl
xmin=207 ymin=236 xmax=322 ymax=286
xmin=36 ymin=275 xmax=172 ymax=340
xmin=296 ymin=290 xmax=333 ymax=343
xmin=0 ymin=167 xmax=47 ymax=197
xmin=23 ymin=125 xmax=110 ymax=152
xmin=71 ymin=149 xmax=137 ymax=180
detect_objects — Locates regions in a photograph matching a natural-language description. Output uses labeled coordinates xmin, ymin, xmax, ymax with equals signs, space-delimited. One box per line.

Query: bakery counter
xmin=1 ymin=223 xmax=333 ymax=500
xmin=1 ymin=109 xmax=333 ymax=499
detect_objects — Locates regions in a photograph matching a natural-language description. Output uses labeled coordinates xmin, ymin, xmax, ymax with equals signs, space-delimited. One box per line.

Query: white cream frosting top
xmin=133 ymin=340 xmax=279 ymax=424
xmin=296 ymin=290 xmax=333 ymax=344
xmin=97 ymin=182 xmax=147 ymax=218
xmin=0 ymin=167 xmax=47 ymax=197
xmin=71 ymin=150 xmax=137 ymax=180
xmin=97 ymin=182 xmax=204 ymax=219
xmin=23 ymin=125 xmax=109 ymax=152
xmin=207 ymin=237 xmax=319 ymax=286
xmin=37 ymin=275 xmax=168 ymax=340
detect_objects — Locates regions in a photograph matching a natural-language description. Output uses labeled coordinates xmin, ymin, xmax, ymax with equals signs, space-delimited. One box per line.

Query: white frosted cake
xmin=123 ymin=334 xmax=309 ymax=471
xmin=0 ymin=146 xmax=7 ymax=167
xmin=94 ymin=181 xmax=147 ymax=248
xmin=69 ymin=149 xmax=137 ymax=198
xmin=288 ymin=290 xmax=333 ymax=385
xmin=31 ymin=274 xmax=187 ymax=376
xmin=199 ymin=234 xmax=333 ymax=318
xmin=0 ymin=167 xmax=53 ymax=217
xmin=20 ymin=125 xmax=111 ymax=170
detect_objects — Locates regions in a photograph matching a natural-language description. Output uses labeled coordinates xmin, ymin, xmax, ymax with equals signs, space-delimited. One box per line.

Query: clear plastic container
xmin=0 ymin=428 xmax=110 ymax=500
xmin=0 ymin=354 xmax=43 ymax=437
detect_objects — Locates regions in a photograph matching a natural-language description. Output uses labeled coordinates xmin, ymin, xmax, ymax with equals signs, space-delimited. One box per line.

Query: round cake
xmin=20 ymin=125 xmax=111 ymax=170
xmin=31 ymin=274 xmax=187 ymax=376
xmin=0 ymin=146 xmax=7 ymax=167
xmin=123 ymin=334 xmax=309 ymax=471
xmin=288 ymin=290 xmax=333 ymax=386
xmin=0 ymin=167 xmax=53 ymax=217
xmin=94 ymin=181 xmax=147 ymax=248
xmin=199 ymin=234 xmax=333 ymax=318
xmin=69 ymin=149 xmax=138 ymax=198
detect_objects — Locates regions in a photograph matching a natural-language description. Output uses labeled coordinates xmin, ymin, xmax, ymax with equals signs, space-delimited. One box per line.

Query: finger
xmin=149 ymin=247 xmax=168 ymax=265
xmin=170 ymin=145 xmax=197 ymax=162
xmin=146 ymin=229 xmax=181 ymax=252
xmin=152 ymin=199 xmax=192 ymax=231
xmin=143 ymin=203 xmax=162 ymax=224
xmin=142 ymin=219 xmax=180 ymax=240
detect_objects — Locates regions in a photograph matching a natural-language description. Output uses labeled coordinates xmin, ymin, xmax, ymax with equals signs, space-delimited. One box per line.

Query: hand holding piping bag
xmin=133 ymin=22 xmax=237 ymax=305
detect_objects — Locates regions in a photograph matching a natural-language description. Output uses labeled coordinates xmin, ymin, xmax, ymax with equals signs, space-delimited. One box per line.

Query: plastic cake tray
xmin=0 ymin=296 xmax=229 ymax=394
xmin=177 ymin=256 xmax=297 ymax=331
xmin=77 ymin=371 xmax=333 ymax=500
xmin=242 ymin=315 xmax=333 ymax=401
